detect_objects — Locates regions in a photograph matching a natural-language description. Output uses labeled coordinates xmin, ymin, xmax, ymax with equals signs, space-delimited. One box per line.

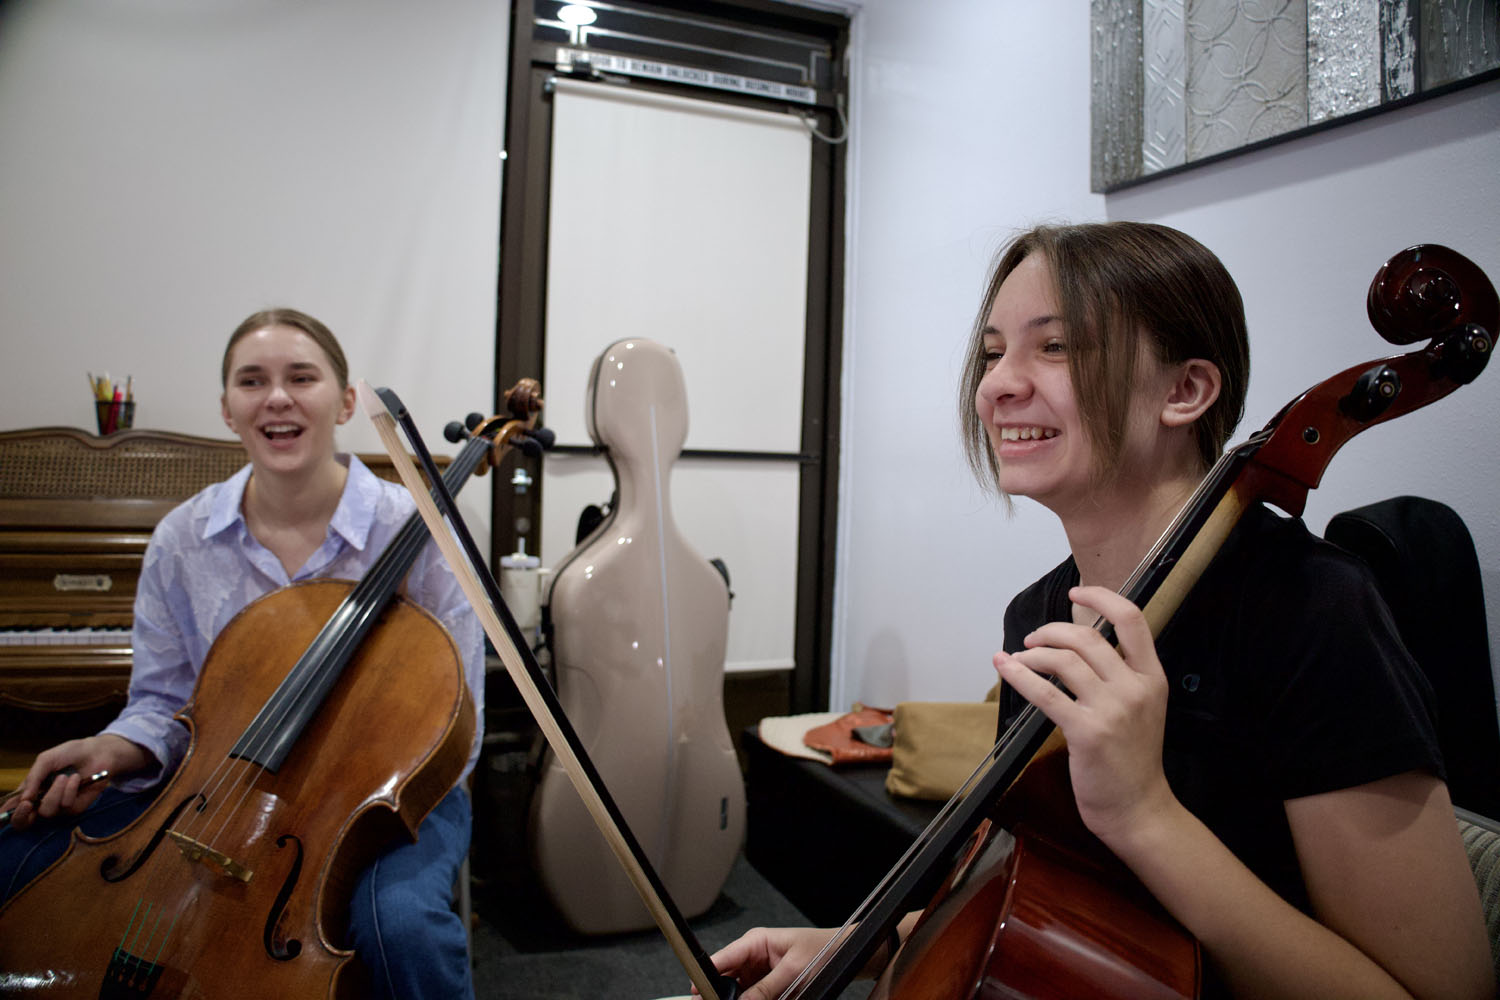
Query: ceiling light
xmin=558 ymin=4 xmax=597 ymax=26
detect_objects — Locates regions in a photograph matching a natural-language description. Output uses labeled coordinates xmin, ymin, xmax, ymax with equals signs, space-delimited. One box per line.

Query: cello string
xmin=179 ymin=518 xmax=431 ymax=844
xmin=114 ymin=897 xmax=147 ymax=964
xmin=119 ymin=500 xmax=449 ymax=967
xmin=169 ymin=434 xmax=490 ymax=850
xmin=147 ymin=899 xmax=186 ymax=970
xmin=191 ymin=439 xmax=484 ymax=845
xmin=97 ymin=410 xmax=503 ymax=987
xmin=777 ymin=711 xmax=1035 ymax=998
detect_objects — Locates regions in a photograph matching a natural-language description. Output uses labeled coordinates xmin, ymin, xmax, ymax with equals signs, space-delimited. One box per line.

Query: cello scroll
xmin=1367 ymin=243 xmax=1499 ymax=346
xmin=444 ymin=378 xmax=553 ymax=476
xmin=1245 ymin=244 xmax=1492 ymax=515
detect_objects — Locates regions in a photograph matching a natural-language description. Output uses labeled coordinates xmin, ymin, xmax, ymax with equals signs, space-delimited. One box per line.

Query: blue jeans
xmin=0 ymin=786 xmax=154 ymax=900
xmin=0 ymin=784 xmax=474 ymax=1000
xmin=348 ymin=785 xmax=476 ymax=1000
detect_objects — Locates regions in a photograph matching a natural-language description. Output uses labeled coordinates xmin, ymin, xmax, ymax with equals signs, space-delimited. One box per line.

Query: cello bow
xmin=357 ymin=382 xmax=742 ymax=1000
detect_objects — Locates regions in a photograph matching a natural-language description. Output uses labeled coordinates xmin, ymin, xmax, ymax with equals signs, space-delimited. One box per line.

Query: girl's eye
xmin=982 ymin=349 xmax=1002 ymax=370
xmin=1043 ymin=340 xmax=1067 ymax=354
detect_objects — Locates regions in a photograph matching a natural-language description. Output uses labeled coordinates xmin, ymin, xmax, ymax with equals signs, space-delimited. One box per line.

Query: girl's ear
xmin=336 ymin=384 xmax=357 ymax=425
xmin=1161 ymin=359 xmax=1221 ymax=428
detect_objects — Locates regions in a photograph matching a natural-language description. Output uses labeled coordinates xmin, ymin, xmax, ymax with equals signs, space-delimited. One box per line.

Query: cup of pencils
xmin=91 ymin=374 xmax=134 ymax=435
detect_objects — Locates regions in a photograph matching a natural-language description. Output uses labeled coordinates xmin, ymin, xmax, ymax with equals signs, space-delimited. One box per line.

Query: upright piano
xmin=0 ymin=427 xmax=422 ymax=793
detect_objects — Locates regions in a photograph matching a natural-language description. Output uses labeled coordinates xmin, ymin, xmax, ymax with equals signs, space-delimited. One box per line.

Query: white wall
xmin=832 ymin=0 xmax=1102 ymax=706
xmin=0 ymin=0 xmax=507 ymax=538
xmin=832 ymin=0 xmax=1500 ymax=713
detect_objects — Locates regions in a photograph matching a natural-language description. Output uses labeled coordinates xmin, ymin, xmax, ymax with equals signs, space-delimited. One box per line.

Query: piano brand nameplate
xmin=54 ymin=574 xmax=113 ymax=593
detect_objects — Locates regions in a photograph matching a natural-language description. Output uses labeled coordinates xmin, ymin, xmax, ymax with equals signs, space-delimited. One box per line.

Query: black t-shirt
xmin=1000 ymin=502 xmax=1444 ymax=914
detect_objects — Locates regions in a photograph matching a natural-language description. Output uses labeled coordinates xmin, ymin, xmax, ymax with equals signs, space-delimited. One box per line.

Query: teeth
xmin=998 ymin=426 xmax=1057 ymax=441
xmin=263 ymin=424 xmax=300 ymax=436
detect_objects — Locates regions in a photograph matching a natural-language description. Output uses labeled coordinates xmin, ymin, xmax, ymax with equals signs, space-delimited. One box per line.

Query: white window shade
xmin=540 ymin=79 xmax=813 ymax=672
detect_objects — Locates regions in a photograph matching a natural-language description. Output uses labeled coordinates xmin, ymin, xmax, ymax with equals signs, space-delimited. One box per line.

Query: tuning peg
xmin=1435 ymin=323 xmax=1493 ymax=386
xmin=1339 ymin=364 xmax=1401 ymax=422
xmin=443 ymin=420 xmax=468 ymax=443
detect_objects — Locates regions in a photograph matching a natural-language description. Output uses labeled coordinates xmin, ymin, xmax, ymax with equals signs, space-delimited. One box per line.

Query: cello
xmin=365 ymin=243 xmax=1494 ymax=1000
xmin=0 ymin=381 xmax=547 ymax=997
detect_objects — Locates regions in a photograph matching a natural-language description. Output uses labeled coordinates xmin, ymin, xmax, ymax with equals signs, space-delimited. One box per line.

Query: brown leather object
xmin=803 ymin=706 xmax=895 ymax=764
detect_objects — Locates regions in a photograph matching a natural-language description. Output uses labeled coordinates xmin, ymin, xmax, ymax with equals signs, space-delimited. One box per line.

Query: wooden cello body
xmin=0 ymin=583 xmax=470 ymax=997
xmin=869 ymin=742 xmax=1199 ymax=1000
xmin=532 ymin=337 xmax=745 ymax=934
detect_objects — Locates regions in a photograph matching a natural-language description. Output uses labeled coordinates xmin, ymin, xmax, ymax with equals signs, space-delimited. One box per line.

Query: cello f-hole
xmin=264 ymin=833 xmax=305 ymax=962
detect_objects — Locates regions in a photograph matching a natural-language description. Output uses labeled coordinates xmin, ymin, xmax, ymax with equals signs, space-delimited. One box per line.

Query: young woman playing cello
xmin=0 ymin=308 xmax=485 ymax=999
xmin=710 ymin=223 xmax=1492 ymax=998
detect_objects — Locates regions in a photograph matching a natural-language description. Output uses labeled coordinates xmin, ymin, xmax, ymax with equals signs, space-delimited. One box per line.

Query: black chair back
xmin=1326 ymin=496 xmax=1500 ymax=818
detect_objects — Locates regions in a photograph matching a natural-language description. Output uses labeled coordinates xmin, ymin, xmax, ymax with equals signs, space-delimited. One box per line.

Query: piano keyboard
xmin=0 ymin=628 xmax=131 ymax=646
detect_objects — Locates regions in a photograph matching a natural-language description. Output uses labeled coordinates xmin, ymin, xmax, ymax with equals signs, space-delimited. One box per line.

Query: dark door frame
xmin=493 ymin=0 xmax=848 ymax=713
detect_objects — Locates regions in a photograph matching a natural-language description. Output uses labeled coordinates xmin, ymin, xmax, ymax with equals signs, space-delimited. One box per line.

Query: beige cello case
xmin=532 ymin=337 xmax=746 ymax=934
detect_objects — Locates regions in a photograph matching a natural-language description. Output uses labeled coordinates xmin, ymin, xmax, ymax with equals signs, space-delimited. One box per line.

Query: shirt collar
xmin=330 ymin=454 xmax=380 ymax=551
xmin=200 ymin=454 xmax=376 ymax=549
xmin=203 ymin=464 xmax=253 ymax=539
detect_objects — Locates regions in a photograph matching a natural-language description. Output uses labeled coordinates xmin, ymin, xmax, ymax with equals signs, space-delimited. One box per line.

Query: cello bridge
xmin=168 ymin=830 xmax=253 ymax=882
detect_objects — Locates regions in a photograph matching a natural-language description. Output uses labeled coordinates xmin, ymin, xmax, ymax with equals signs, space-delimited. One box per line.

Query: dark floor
xmin=466 ymin=683 xmax=860 ymax=999
xmin=468 ymin=853 xmax=866 ymax=1000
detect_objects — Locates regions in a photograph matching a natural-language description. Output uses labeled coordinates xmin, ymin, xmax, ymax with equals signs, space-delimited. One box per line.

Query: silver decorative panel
xmin=1144 ymin=0 xmax=1189 ymax=171
xmin=1090 ymin=0 xmax=1497 ymax=190
xmin=1421 ymin=0 xmax=1500 ymax=88
xmin=1187 ymin=0 xmax=1310 ymax=160
xmin=1380 ymin=0 xmax=1418 ymax=99
xmin=1092 ymin=0 xmax=1144 ymax=191
xmin=1308 ymin=0 xmax=1381 ymax=122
